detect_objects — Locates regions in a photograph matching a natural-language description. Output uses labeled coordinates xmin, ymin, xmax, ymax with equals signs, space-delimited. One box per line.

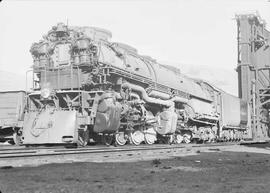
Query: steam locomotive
xmin=13 ymin=23 xmax=249 ymax=146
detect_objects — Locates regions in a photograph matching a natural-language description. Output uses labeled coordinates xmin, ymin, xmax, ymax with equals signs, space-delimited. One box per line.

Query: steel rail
xmin=0 ymin=141 xmax=241 ymax=152
xmin=0 ymin=142 xmax=237 ymax=159
xmin=0 ymin=142 xmax=236 ymax=153
xmin=0 ymin=145 xmax=107 ymax=152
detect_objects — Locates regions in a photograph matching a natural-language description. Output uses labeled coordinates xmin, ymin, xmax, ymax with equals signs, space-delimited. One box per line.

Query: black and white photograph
xmin=0 ymin=0 xmax=270 ymax=192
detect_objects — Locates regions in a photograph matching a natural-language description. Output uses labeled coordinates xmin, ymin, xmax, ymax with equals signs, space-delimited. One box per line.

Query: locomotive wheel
xmin=175 ymin=134 xmax=184 ymax=144
xmin=102 ymin=134 xmax=114 ymax=146
xmin=183 ymin=133 xmax=191 ymax=144
xmin=163 ymin=135 xmax=173 ymax=144
xmin=77 ymin=129 xmax=89 ymax=147
xmin=115 ymin=132 xmax=127 ymax=146
xmin=129 ymin=130 xmax=144 ymax=146
xmin=144 ymin=127 xmax=157 ymax=145
xmin=13 ymin=130 xmax=23 ymax=146
xmin=169 ymin=135 xmax=174 ymax=144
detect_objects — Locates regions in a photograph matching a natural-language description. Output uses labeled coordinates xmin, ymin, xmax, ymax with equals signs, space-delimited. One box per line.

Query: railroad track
xmin=0 ymin=142 xmax=239 ymax=159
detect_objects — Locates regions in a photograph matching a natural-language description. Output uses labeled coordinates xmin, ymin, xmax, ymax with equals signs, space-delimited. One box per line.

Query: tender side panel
xmin=221 ymin=92 xmax=241 ymax=128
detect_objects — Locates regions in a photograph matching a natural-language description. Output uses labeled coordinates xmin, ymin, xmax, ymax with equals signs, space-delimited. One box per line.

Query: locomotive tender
xmin=18 ymin=23 xmax=249 ymax=146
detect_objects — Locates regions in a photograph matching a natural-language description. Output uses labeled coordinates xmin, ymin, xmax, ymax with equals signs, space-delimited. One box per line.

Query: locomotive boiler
xmin=21 ymin=23 xmax=249 ymax=146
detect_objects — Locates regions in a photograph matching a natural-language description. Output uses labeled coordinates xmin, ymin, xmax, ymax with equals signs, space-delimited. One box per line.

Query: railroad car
xmin=19 ymin=23 xmax=249 ymax=146
xmin=0 ymin=91 xmax=26 ymax=145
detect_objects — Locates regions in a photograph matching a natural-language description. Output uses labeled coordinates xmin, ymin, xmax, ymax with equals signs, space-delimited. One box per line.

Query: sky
xmin=0 ymin=0 xmax=269 ymax=95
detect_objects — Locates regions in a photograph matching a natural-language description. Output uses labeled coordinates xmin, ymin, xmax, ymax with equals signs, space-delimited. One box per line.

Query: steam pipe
xmin=148 ymin=90 xmax=170 ymax=100
xmin=130 ymin=92 xmax=140 ymax=100
xmin=121 ymin=82 xmax=189 ymax=107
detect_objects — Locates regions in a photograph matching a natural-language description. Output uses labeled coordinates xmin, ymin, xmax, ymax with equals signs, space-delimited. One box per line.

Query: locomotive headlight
xmin=41 ymin=88 xmax=51 ymax=99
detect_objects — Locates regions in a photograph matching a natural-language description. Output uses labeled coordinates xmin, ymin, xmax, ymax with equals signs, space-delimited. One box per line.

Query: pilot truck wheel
xmin=77 ymin=127 xmax=89 ymax=147
xmin=13 ymin=128 xmax=23 ymax=146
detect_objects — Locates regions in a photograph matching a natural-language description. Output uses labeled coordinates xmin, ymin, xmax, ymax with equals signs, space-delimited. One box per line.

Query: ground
xmin=0 ymin=145 xmax=270 ymax=193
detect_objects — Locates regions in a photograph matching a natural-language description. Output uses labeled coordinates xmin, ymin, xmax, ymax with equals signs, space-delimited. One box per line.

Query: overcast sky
xmin=0 ymin=0 xmax=269 ymax=95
